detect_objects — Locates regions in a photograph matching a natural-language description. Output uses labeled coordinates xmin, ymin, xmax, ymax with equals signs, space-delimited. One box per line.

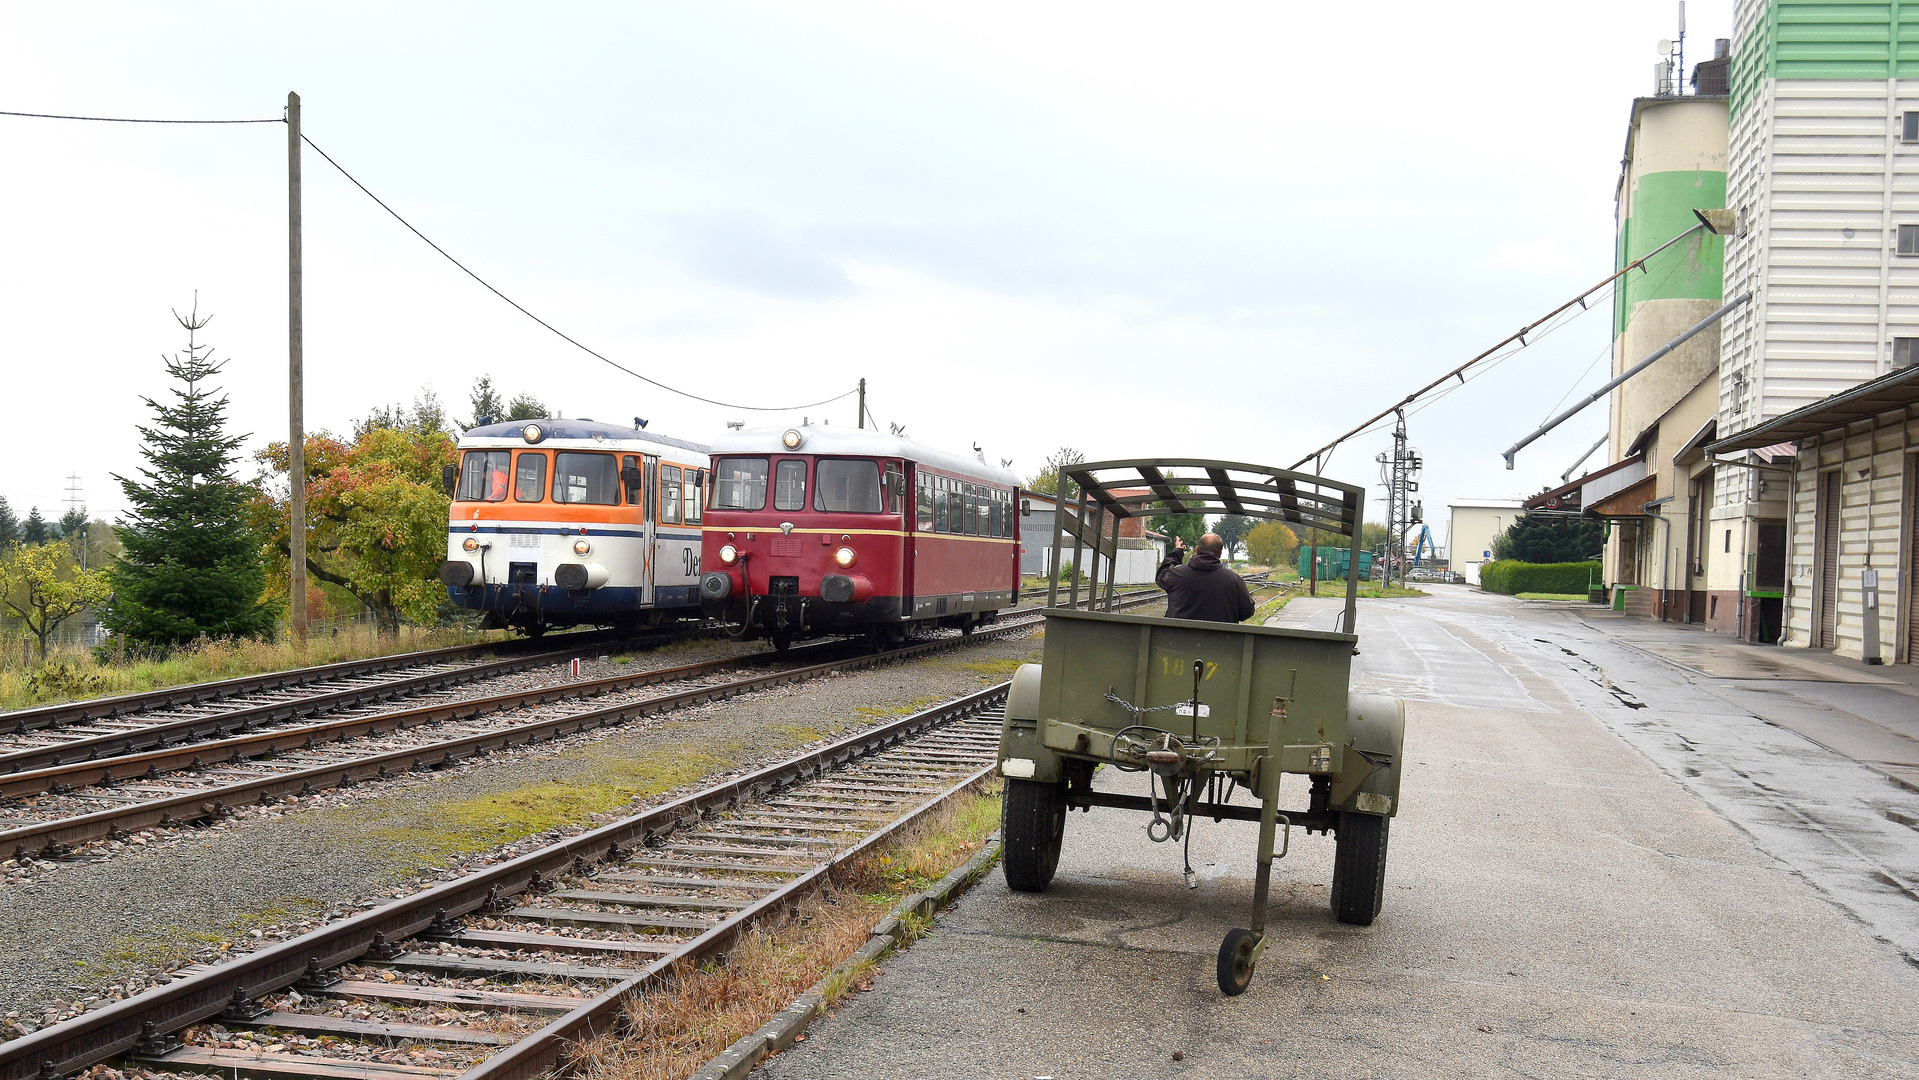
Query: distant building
xmin=1447 ymin=499 xmax=1525 ymax=585
xmin=1017 ymin=490 xmax=1160 ymax=584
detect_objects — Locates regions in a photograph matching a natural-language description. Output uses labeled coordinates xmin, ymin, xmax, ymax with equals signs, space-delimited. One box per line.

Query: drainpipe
xmin=1643 ymin=498 xmax=1674 ymax=620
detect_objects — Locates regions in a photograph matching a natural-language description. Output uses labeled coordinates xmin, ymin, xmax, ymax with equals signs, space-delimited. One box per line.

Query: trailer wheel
xmin=1216 ymin=928 xmax=1257 ymax=996
xmin=1329 ymin=811 xmax=1389 ymax=925
xmin=1001 ymin=778 xmax=1067 ymax=892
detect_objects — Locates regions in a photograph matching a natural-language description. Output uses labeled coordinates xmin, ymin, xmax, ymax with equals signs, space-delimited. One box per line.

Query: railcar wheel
xmin=1217 ymin=928 xmax=1257 ymax=996
xmin=1000 ymin=778 xmax=1067 ymax=892
xmin=1329 ymin=811 xmax=1389 ymax=926
xmin=771 ymin=635 xmax=791 ymax=653
xmin=523 ymin=623 xmax=548 ymax=639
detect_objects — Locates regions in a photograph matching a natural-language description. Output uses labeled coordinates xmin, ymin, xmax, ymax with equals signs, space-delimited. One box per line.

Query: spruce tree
xmin=105 ymin=300 xmax=279 ymax=648
xmin=21 ymin=507 xmax=50 ymax=545
xmin=0 ymin=497 xmax=18 ymax=545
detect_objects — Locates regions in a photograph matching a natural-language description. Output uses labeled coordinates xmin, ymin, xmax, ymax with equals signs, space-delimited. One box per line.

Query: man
xmin=1158 ymin=532 xmax=1256 ymax=623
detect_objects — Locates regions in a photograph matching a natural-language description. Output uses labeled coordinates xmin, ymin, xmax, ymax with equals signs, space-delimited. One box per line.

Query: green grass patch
xmin=855 ymin=693 xmax=945 ymax=721
xmin=1516 ymin=592 xmax=1589 ymax=602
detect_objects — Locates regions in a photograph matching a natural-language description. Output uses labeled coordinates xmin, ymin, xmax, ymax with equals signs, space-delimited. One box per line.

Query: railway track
xmin=0 ymin=683 xmax=1011 ymax=1080
xmin=0 ymin=591 xmax=1164 ymax=863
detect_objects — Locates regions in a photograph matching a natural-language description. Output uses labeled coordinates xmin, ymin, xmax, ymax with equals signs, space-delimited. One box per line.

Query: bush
xmin=1479 ymin=560 xmax=1601 ymax=596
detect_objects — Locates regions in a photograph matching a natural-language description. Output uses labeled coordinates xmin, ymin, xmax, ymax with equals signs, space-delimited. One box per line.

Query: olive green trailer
xmin=996 ymin=459 xmax=1405 ymax=995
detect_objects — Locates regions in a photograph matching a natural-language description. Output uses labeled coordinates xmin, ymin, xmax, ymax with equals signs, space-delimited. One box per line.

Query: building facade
xmin=1448 ymin=500 xmax=1525 ymax=585
xmin=1712 ymin=1 xmax=1919 ymax=643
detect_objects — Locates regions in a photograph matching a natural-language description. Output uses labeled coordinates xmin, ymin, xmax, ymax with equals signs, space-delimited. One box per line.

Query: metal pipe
xmin=1504 ymin=291 xmax=1751 ymax=469
xmin=1563 ymin=433 xmax=1608 ymax=483
xmin=1294 ymin=222 xmax=1709 ymax=471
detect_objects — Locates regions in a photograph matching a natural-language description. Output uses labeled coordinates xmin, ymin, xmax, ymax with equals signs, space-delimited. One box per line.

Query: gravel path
xmin=0 ymin=632 xmax=1044 ymax=1032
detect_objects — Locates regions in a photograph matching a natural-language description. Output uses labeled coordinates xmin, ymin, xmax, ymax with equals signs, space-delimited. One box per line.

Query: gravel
xmin=0 ymin=631 xmax=1043 ymax=1028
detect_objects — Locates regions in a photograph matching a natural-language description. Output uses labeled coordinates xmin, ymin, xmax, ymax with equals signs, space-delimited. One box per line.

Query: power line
xmin=0 ymin=109 xmax=281 ymax=124
xmin=298 ymin=133 xmax=857 ymax=414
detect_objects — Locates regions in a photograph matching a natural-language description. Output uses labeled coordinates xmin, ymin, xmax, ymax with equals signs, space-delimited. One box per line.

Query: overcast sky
xmin=0 ymin=1 xmax=1731 ymax=549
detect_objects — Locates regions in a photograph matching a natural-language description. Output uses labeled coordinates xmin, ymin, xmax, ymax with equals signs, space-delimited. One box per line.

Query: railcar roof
xmin=460 ymin=419 xmax=710 ymax=456
xmin=710 ymin=425 xmax=1020 ymax=486
xmin=1062 ymin=458 xmax=1363 ymax=538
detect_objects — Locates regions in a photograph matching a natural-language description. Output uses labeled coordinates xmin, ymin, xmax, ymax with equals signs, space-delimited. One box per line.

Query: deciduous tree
xmin=1025 ymin=447 xmax=1085 ymax=498
xmin=1 ymin=542 xmax=110 ymax=661
xmin=255 ymin=410 xmax=458 ymax=637
xmin=1244 ymin=521 xmax=1299 ymax=568
xmin=105 ymin=301 xmax=279 ymax=649
xmin=1212 ymin=514 xmax=1254 ymax=560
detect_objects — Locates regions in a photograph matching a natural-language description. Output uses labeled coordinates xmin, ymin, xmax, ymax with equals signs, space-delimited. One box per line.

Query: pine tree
xmin=104 ymin=300 xmax=279 ymax=648
xmin=0 ymin=497 xmax=18 ymax=545
xmin=58 ymin=507 xmax=87 ymax=539
xmin=21 ymin=507 xmax=50 ymax=545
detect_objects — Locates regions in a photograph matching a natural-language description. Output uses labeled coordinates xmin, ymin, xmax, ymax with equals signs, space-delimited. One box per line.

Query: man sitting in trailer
xmin=1158 ymin=533 xmax=1256 ymax=623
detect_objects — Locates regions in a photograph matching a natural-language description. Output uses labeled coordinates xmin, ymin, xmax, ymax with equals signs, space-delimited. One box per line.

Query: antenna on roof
xmin=726 ymin=420 xmax=745 ymax=430
xmin=889 ymin=422 xmax=907 ymax=437
xmin=633 ymin=417 xmax=648 ymax=429
xmin=1001 ymin=458 xmax=1014 ymax=469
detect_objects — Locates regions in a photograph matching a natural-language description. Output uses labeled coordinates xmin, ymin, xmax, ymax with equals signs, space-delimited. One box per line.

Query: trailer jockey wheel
xmin=1217 ymin=928 xmax=1257 ymax=995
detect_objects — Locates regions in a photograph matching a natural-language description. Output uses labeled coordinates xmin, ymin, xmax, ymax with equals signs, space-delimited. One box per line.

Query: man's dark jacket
xmin=1157 ymin=548 xmax=1256 ymax=623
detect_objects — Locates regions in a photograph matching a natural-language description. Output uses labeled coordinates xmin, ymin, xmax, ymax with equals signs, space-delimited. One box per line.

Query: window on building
xmin=774 ymin=459 xmax=808 ymax=511
xmin=1898 ymin=224 xmax=1919 ymax=255
xmin=1904 ymin=111 xmax=1919 ymax=142
xmin=1724 ymin=529 xmax=1731 ymax=554
xmin=1896 ymin=337 xmax=1919 ymax=368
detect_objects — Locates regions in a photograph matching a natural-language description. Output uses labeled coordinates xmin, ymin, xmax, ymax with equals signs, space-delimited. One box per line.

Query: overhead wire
xmin=0 ymin=109 xmax=282 ymax=124
xmin=298 ymin=134 xmax=857 ymax=413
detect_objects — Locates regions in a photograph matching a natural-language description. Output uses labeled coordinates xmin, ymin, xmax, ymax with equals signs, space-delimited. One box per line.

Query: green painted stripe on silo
xmin=1614 ymin=170 xmax=1727 ymax=337
xmin=1734 ymin=1 xmax=1919 ymax=118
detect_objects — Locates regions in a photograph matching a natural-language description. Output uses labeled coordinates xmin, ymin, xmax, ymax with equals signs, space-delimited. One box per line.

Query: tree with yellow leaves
xmin=1 ymin=541 xmax=111 ymax=662
xmin=1243 ymin=521 xmax=1300 ymax=569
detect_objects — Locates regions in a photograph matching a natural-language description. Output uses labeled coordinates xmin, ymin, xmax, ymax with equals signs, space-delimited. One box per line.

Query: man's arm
xmin=1233 ymin=573 xmax=1256 ymax=622
xmin=1157 ymin=537 xmax=1187 ymax=590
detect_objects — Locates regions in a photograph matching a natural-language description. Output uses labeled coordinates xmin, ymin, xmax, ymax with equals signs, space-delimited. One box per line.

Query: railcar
xmin=438 ymin=419 xmax=711 ymax=635
xmin=697 ymin=424 xmax=1020 ymax=647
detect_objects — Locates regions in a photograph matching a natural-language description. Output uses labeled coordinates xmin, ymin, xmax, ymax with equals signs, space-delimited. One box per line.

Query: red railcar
xmin=697 ymin=425 xmax=1021 ymax=646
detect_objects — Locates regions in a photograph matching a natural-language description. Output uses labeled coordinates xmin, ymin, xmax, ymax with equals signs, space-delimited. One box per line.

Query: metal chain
xmin=1103 ymin=691 xmax=1186 ymax=714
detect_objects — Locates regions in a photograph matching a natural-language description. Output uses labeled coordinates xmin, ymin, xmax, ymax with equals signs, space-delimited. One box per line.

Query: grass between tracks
xmin=0 ymin=626 xmax=499 ymax=712
xmin=571 ymin=782 xmax=1004 ymax=1080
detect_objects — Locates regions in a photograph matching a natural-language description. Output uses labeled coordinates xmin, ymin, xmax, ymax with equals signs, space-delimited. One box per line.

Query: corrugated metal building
xmin=1713 ymin=0 xmax=1919 ymax=640
xmin=1708 ymin=366 xmax=1919 ymax=662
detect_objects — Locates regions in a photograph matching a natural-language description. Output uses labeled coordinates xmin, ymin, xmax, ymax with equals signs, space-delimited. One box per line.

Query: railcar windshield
xmin=552 ymin=452 xmax=621 ymax=505
xmin=774 ymin=459 xmax=808 ymax=511
xmin=457 ymin=450 xmax=511 ymax=502
xmin=712 ymin=457 xmax=768 ymax=511
xmin=815 ymin=459 xmax=883 ymax=513
xmin=514 ymin=453 xmax=546 ymax=502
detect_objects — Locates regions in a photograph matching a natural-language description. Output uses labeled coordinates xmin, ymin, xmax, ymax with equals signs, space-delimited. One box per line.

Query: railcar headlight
xmin=718 ymin=544 xmax=738 ymax=565
xmin=522 ymin=424 xmax=544 ymax=443
xmin=781 ymin=428 xmax=803 ymax=450
xmin=462 ymin=537 xmax=480 ymax=552
xmin=833 ymin=546 xmax=856 ymax=568
xmin=573 ymin=539 xmax=592 ymax=556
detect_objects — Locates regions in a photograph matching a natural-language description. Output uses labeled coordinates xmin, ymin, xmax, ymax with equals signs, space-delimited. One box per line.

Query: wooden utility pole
xmin=857 ymin=378 xmax=866 ymax=428
xmin=287 ymin=91 xmax=307 ymax=645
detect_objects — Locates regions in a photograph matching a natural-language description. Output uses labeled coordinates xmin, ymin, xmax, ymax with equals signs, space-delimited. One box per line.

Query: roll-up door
xmin=1816 ymin=470 xmax=1841 ymax=650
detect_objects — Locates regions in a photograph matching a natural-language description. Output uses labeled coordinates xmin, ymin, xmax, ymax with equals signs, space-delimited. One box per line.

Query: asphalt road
xmin=758 ymin=586 xmax=1919 ymax=1079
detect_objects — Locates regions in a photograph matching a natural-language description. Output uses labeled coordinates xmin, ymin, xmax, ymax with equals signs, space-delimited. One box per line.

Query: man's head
xmin=1196 ymin=533 xmax=1225 ymax=558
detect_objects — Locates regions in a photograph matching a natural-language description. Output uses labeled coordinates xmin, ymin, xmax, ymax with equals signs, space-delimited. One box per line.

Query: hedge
xmin=1478 ymin=560 xmax=1601 ymax=596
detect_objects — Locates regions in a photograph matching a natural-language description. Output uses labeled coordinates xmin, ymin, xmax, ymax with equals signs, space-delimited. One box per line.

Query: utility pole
xmin=1375 ymin=414 xmax=1423 ymax=588
xmin=857 ymin=378 xmax=866 ymax=429
xmin=287 ymin=91 xmax=307 ymax=646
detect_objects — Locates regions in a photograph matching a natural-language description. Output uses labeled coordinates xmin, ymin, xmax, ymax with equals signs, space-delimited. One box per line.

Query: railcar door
xmin=641 ymin=454 xmax=658 ymax=607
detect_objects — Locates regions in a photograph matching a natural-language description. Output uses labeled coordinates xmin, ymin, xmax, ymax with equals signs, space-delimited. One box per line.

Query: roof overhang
xmin=1588 ymin=475 xmax=1659 ymax=518
xmin=1673 ymin=418 xmax=1718 ymax=466
xmin=1523 ymin=452 xmax=1646 ymax=512
xmin=1706 ymin=365 xmax=1919 ymax=454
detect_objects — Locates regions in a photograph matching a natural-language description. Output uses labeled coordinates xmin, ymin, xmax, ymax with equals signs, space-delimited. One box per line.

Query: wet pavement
xmin=757 ymin=586 xmax=1919 ymax=1079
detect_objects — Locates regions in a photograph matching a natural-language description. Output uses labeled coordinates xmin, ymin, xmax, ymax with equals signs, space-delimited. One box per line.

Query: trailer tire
xmin=1330 ymin=811 xmax=1389 ymax=925
xmin=1001 ymin=778 xmax=1067 ymax=892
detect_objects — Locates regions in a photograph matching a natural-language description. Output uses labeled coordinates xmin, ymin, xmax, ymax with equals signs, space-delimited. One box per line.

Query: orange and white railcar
xmin=439 ymin=419 xmax=711 ymax=635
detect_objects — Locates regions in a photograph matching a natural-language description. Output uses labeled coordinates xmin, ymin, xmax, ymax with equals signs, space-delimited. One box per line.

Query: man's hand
xmin=1172 ymin=537 xmax=1187 ymax=556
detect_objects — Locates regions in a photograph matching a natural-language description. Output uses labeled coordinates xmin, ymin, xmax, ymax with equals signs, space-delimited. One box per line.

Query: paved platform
xmin=758 ymin=588 xmax=1919 ymax=1079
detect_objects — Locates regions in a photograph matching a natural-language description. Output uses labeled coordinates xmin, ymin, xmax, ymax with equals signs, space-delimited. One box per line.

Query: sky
xmin=0 ymin=1 xmax=1732 ymax=551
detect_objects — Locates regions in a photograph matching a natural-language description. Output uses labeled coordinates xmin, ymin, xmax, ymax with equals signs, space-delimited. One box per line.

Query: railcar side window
xmin=713 ymin=458 xmax=768 ymax=511
xmin=514 ymin=453 xmax=546 ymax=503
xmin=660 ymin=466 xmax=682 ymax=524
xmin=916 ymin=474 xmax=934 ymax=531
xmin=815 ymin=459 xmax=882 ymax=513
xmin=685 ymin=470 xmax=703 ymax=523
xmin=884 ymin=464 xmax=903 ymax=515
xmin=989 ymin=495 xmax=1002 ymax=538
xmin=963 ymin=485 xmax=978 ymax=536
xmin=458 ymin=450 xmax=511 ymax=502
xmin=947 ymin=486 xmax=963 ymax=534
xmin=774 ymin=459 xmax=808 ymax=511
xmin=552 ymin=452 xmax=621 ymax=505
xmin=933 ymin=476 xmax=949 ymax=533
